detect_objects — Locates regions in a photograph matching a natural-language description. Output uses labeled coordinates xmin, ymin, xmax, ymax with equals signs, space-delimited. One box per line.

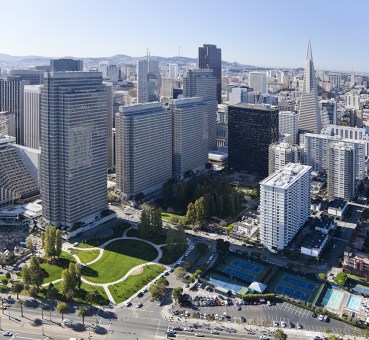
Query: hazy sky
xmin=1 ymin=0 xmax=368 ymax=72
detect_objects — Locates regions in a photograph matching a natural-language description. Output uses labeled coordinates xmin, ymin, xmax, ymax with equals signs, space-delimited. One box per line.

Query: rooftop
xmin=260 ymin=163 xmax=311 ymax=189
xmin=230 ymin=103 xmax=278 ymax=111
xmin=301 ymin=230 xmax=328 ymax=250
xmin=328 ymin=198 xmax=347 ymax=210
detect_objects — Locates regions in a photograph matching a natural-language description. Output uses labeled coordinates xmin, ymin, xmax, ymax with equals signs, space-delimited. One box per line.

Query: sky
xmin=1 ymin=0 xmax=368 ymax=72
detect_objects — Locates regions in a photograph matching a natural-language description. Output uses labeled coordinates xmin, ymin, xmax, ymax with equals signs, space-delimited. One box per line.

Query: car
xmin=157 ymin=301 xmax=163 ymax=306
xmin=169 ymin=267 xmax=174 ymax=272
xmin=137 ymin=292 xmax=144 ymax=298
xmin=312 ymin=312 xmax=318 ymax=318
xmin=164 ymin=271 xmax=170 ymax=276
xmin=3 ymin=332 xmax=12 ymax=336
xmin=4 ymin=304 xmax=11 ymax=308
xmin=289 ymin=322 xmax=295 ymax=328
xmin=166 ymin=331 xmax=175 ymax=337
xmin=237 ymin=306 xmax=241 ymax=311
xmin=184 ymin=327 xmax=193 ymax=331
xmin=260 ymin=336 xmax=269 ymax=340
xmin=167 ymin=329 xmax=176 ymax=334
xmin=195 ymin=333 xmax=204 ymax=337
xmin=173 ymin=326 xmax=182 ymax=331
xmin=323 ymin=315 xmax=329 ymax=322
xmin=143 ymin=288 xmax=148 ymax=293
xmin=313 ymin=337 xmax=321 ymax=340
xmin=281 ymin=321 xmax=286 ymax=328
xmin=297 ymin=323 xmax=303 ymax=329
xmin=318 ymin=314 xmax=324 ymax=321
xmin=211 ymin=330 xmax=219 ymax=334
xmin=123 ymin=301 xmax=132 ymax=307
xmin=273 ymin=321 xmax=278 ymax=327
xmin=73 ymin=242 xmax=79 ymax=247
xmin=135 ymin=303 xmax=143 ymax=308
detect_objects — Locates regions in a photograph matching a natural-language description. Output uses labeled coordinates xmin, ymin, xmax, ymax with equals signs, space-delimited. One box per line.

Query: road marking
xmin=155 ymin=319 xmax=161 ymax=339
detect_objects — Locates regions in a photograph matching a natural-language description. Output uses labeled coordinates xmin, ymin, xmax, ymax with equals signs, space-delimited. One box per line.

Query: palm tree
xmin=11 ymin=282 xmax=24 ymax=300
xmin=77 ymin=306 xmax=89 ymax=325
xmin=16 ymin=300 xmax=24 ymax=318
xmin=56 ymin=302 xmax=68 ymax=321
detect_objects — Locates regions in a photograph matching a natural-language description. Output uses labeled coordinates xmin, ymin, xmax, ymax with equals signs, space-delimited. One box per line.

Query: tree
xmin=165 ymin=227 xmax=176 ymax=253
xmin=216 ymin=239 xmax=230 ymax=255
xmin=17 ymin=299 xmax=24 ymax=317
xmin=318 ymin=273 xmax=327 ymax=280
xmin=333 ymin=272 xmax=347 ymax=285
xmin=43 ymin=225 xmax=63 ymax=260
xmin=77 ymin=306 xmax=89 ymax=325
xmin=174 ymin=225 xmax=187 ymax=252
xmin=195 ymin=197 xmax=207 ymax=223
xmin=172 ymin=287 xmax=183 ymax=301
xmin=28 ymin=256 xmax=44 ymax=288
xmin=86 ymin=289 xmax=100 ymax=306
xmin=173 ymin=267 xmax=186 ymax=280
xmin=56 ymin=302 xmax=68 ymax=321
xmin=61 ymin=268 xmax=75 ymax=300
xmin=175 ymin=181 xmax=188 ymax=205
xmin=139 ymin=205 xmax=162 ymax=239
xmin=162 ymin=180 xmax=174 ymax=207
xmin=273 ymin=329 xmax=287 ymax=340
xmin=327 ymin=335 xmax=339 ymax=340
xmin=45 ymin=283 xmax=57 ymax=300
xmin=148 ymin=279 xmax=167 ymax=300
xmin=26 ymin=238 xmax=35 ymax=254
xmin=55 ymin=229 xmax=63 ymax=259
xmin=11 ymin=282 xmax=24 ymax=299
xmin=185 ymin=203 xmax=197 ymax=225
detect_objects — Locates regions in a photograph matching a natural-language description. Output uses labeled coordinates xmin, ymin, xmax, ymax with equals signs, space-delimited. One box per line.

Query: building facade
xmin=115 ymin=102 xmax=172 ymax=199
xmin=279 ymin=111 xmax=299 ymax=144
xmin=260 ymin=163 xmax=311 ymax=251
xmin=40 ymin=72 xmax=107 ymax=228
xmin=198 ymin=44 xmax=222 ymax=103
xmin=23 ymin=85 xmax=42 ymax=149
xmin=228 ymin=104 xmax=279 ymax=177
xmin=249 ymin=72 xmax=267 ymax=94
xmin=50 ymin=58 xmax=83 ymax=72
xmin=268 ymin=142 xmax=299 ymax=175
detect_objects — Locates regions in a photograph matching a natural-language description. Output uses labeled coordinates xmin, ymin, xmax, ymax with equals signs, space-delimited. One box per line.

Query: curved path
xmin=62 ymin=228 xmax=168 ymax=303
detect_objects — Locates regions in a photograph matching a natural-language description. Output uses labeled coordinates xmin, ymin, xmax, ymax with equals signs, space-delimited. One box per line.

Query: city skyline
xmin=0 ymin=0 xmax=368 ymax=72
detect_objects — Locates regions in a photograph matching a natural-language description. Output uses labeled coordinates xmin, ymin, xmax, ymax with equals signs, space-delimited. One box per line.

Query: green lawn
xmin=72 ymin=249 xmax=101 ymax=264
xmin=161 ymin=212 xmax=183 ymax=222
xmin=126 ymin=228 xmax=167 ymax=245
xmin=108 ymin=264 xmax=165 ymax=303
xmin=81 ymin=239 xmax=158 ymax=284
xmin=159 ymin=245 xmax=187 ymax=265
xmin=40 ymin=251 xmax=76 ymax=284
xmin=77 ymin=223 xmax=130 ymax=248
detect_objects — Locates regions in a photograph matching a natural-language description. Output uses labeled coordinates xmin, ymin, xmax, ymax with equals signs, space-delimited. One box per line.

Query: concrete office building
xmin=279 ymin=111 xmax=299 ymax=144
xmin=99 ymin=62 xmax=119 ymax=84
xmin=328 ymin=142 xmax=355 ymax=201
xmin=104 ymin=82 xmax=114 ymax=171
xmin=298 ymin=40 xmax=322 ymax=134
xmin=199 ymin=44 xmax=222 ymax=103
xmin=137 ymin=53 xmax=160 ymax=103
xmin=40 ymin=72 xmax=108 ymax=228
xmin=228 ymin=104 xmax=279 ymax=177
xmin=115 ymin=102 xmax=172 ymax=199
xmin=50 ymin=58 xmax=83 ymax=72
xmin=249 ymin=72 xmax=267 ymax=94
xmin=170 ymin=97 xmax=209 ymax=179
xmin=23 ymin=85 xmax=42 ymax=149
xmin=319 ymin=99 xmax=337 ymax=125
xmin=268 ymin=142 xmax=299 ymax=175
xmin=260 ymin=163 xmax=311 ymax=252
xmin=183 ymin=69 xmax=217 ymax=149
xmin=9 ymin=69 xmax=44 ymax=85
xmin=0 ymin=78 xmax=30 ymax=144
xmin=169 ymin=64 xmax=178 ymax=79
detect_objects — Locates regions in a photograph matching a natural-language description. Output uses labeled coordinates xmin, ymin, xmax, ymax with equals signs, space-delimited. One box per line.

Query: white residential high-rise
xmin=328 ymin=142 xmax=355 ymax=201
xmin=115 ymin=102 xmax=172 ymax=199
xmin=169 ymin=64 xmax=178 ymax=79
xmin=103 ymin=82 xmax=114 ymax=172
xmin=137 ymin=53 xmax=160 ymax=103
xmin=23 ymin=85 xmax=42 ymax=149
xmin=249 ymin=72 xmax=267 ymax=94
xmin=268 ymin=143 xmax=299 ymax=175
xmin=99 ymin=61 xmax=119 ymax=83
xmin=279 ymin=111 xmax=299 ymax=144
xmin=298 ymin=40 xmax=322 ymax=134
xmin=170 ymin=97 xmax=209 ymax=179
xmin=302 ymin=132 xmax=366 ymax=180
xmin=40 ymin=72 xmax=108 ymax=228
xmin=260 ymin=163 xmax=311 ymax=252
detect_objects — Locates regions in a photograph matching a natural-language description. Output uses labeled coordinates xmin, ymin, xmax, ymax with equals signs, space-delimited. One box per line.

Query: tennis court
xmin=345 ymin=294 xmax=362 ymax=311
xmin=269 ymin=272 xmax=320 ymax=303
xmin=354 ymin=284 xmax=369 ymax=296
xmin=322 ymin=289 xmax=344 ymax=310
xmin=207 ymin=271 xmax=247 ymax=294
xmin=216 ymin=255 xmax=267 ymax=284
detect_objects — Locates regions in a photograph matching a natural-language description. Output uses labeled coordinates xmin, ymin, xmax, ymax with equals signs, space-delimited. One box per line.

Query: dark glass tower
xmin=50 ymin=58 xmax=83 ymax=72
xmin=198 ymin=44 xmax=221 ymax=104
xmin=228 ymin=104 xmax=279 ymax=177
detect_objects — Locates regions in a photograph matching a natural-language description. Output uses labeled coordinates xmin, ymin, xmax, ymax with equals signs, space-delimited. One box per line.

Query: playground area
xmin=268 ymin=271 xmax=322 ymax=303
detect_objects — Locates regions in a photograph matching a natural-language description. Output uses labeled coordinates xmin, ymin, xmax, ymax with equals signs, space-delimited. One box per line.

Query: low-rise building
xmin=343 ymin=249 xmax=369 ymax=280
xmin=301 ymin=230 xmax=329 ymax=258
xmin=327 ymin=198 xmax=348 ymax=218
xmin=312 ymin=215 xmax=336 ymax=235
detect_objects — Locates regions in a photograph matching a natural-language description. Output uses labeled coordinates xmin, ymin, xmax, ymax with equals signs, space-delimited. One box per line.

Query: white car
xmin=273 ymin=321 xmax=278 ymax=327
xmin=195 ymin=333 xmax=204 ymax=337
xmin=184 ymin=327 xmax=193 ymax=332
xmin=281 ymin=321 xmax=286 ymax=328
xmin=3 ymin=332 xmax=12 ymax=336
xmin=211 ymin=330 xmax=219 ymax=334
xmin=260 ymin=336 xmax=269 ymax=340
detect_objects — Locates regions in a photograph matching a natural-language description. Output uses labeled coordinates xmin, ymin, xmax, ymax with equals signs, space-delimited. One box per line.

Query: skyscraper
xmin=170 ymin=97 xmax=209 ymax=179
xmin=279 ymin=111 xmax=299 ymax=144
xmin=137 ymin=53 xmax=160 ymax=103
xmin=260 ymin=163 xmax=311 ymax=252
xmin=23 ymin=85 xmax=42 ymax=149
xmin=9 ymin=69 xmax=44 ymax=85
xmin=183 ymin=69 xmax=217 ymax=149
xmin=249 ymin=72 xmax=267 ymax=94
xmin=228 ymin=104 xmax=279 ymax=177
xmin=328 ymin=142 xmax=355 ymax=201
xmin=50 ymin=58 xmax=83 ymax=72
xmin=40 ymin=72 xmax=107 ymax=228
xmin=298 ymin=40 xmax=322 ymax=134
xmin=115 ymin=103 xmax=172 ymax=199
xmin=198 ymin=44 xmax=222 ymax=103
xmin=268 ymin=142 xmax=299 ymax=175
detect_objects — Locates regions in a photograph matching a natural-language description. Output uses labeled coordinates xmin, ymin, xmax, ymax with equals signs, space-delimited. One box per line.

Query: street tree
xmin=173 ymin=267 xmax=186 ymax=280
xmin=148 ymin=278 xmax=168 ymax=300
xmin=56 ymin=302 xmax=68 ymax=321
xmin=216 ymin=239 xmax=230 ymax=255
xmin=77 ymin=305 xmax=89 ymax=325
xmin=172 ymin=287 xmax=183 ymax=301
xmin=273 ymin=329 xmax=287 ymax=340
xmin=17 ymin=299 xmax=24 ymax=317
xmin=28 ymin=256 xmax=44 ymax=288
xmin=11 ymin=282 xmax=24 ymax=299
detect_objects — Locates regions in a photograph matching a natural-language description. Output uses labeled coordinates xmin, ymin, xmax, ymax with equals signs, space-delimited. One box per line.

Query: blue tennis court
xmin=282 ymin=275 xmax=315 ymax=291
xmin=354 ymin=284 xmax=369 ymax=296
xmin=322 ymin=289 xmax=344 ymax=310
xmin=224 ymin=267 xmax=255 ymax=282
xmin=208 ymin=274 xmax=244 ymax=294
xmin=275 ymin=284 xmax=311 ymax=301
xmin=345 ymin=294 xmax=362 ymax=311
xmin=231 ymin=259 xmax=262 ymax=273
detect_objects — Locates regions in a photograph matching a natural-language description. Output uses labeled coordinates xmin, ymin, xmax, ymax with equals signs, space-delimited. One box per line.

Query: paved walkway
xmin=60 ymin=228 xmax=167 ymax=304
